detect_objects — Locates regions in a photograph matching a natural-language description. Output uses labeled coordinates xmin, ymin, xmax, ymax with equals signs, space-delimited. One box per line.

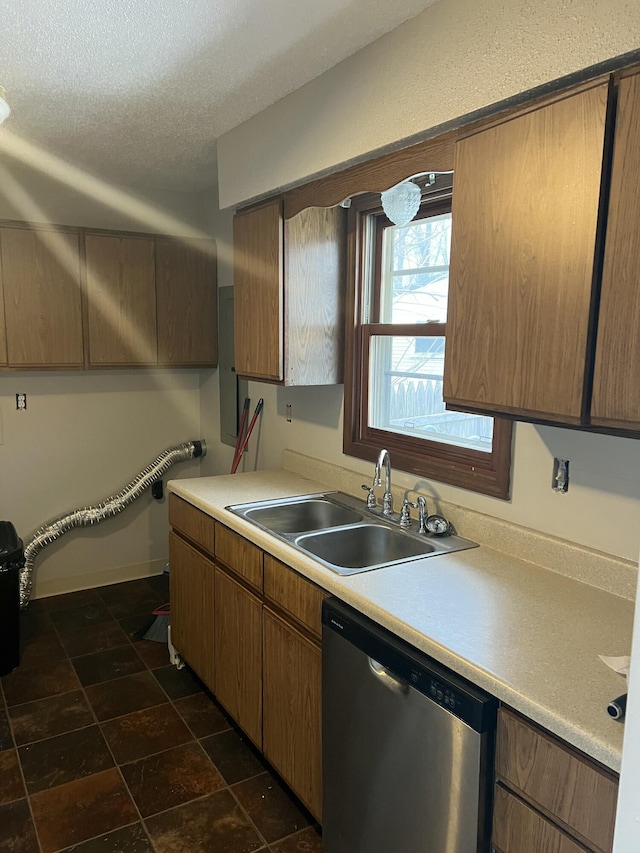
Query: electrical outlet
xmin=552 ymin=458 xmax=569 ymax=493
xmin=16 ymin=393 xmax=27 ymax=411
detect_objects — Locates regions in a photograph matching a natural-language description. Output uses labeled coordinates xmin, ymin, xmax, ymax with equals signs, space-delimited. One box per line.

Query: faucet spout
xmin=416 ymin=496 xmax=428 ymax=534
xmin=374 ymin=449 xmax=393 ymax=515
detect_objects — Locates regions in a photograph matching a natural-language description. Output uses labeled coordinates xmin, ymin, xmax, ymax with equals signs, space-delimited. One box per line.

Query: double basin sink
xmin=227 ymin=491 xmax=478 ymax=575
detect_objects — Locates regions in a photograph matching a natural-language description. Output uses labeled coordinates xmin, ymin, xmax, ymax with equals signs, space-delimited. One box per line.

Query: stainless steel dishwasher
xmin=322 ymin=598 xmax=497 ymax=853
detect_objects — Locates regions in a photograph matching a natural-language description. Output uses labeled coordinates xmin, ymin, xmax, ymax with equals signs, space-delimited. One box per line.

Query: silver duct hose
xmin=19 ymin=439 xmax=206 ymax=609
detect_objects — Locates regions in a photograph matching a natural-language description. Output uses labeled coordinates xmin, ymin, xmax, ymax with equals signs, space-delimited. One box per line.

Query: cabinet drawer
xmin=214 ymin=523 xmax=263 ymax=591
xmin=496 ymin=709 xmax=617 ymax=853
xmin=493 ymin=785 xmax=588 ymax=853
xmin=264 ymin=555 xmax=327 ymax=639
xmin=168 ymin=494 xmax=215 ymax=555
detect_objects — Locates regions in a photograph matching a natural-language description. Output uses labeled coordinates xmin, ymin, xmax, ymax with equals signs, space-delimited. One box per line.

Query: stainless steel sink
xmin=227 ymin=491 xmax=478 ymax=575
xmin=295 ymin=523 xmax=439 ymax=570
xmin=242 ymin=497 xmax=362 ymax=534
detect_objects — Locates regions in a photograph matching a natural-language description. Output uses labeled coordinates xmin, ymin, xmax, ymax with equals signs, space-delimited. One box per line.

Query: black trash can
xmin=0 ymin=521 xmax=24 ymax=676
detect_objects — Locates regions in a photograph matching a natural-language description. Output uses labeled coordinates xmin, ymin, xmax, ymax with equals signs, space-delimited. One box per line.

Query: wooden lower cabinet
xmin=213 ymin=567 xmax=262 ymax=748
xmin=263 ymin=607 xmax=323 ymax=821
xmin=168 ymin=531 xmax=215 ymax=691
xmin=169 ymin=504 xmax=324 ymax=820
xmin=493 ymin=785 xmax=587 ymax=853
xmin=494 ymin=708 xmax=618 ymax=853
xmin=168 ymin=494 xmax=215 ymax=554
xmin=215 ymin=522 xmax=263 ymax=591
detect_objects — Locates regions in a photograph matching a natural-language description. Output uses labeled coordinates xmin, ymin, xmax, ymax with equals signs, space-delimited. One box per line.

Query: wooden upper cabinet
xmin=444 ymin=83 xmax=609 ymax=424
xmin=155 ymin=238 xmax=218 ymax=366
xmin=233 ymin=198 xmax=345 ymax=385
xmin=85 ymin=233 xmax=157 ymax=366
xmin=234 ymin=199 xmax=282 ymax=381
xmin=591 ymin=71 xmax=640 ymax=429
xmin=0 ymin=225 xmax=84 ymax=367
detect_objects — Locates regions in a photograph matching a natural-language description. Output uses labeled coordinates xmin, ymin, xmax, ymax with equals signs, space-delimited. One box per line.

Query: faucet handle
xmin=361 ymin=484 xmax=377 ymax=510
xmin=400 ymin=498 xmax=417 ymax=528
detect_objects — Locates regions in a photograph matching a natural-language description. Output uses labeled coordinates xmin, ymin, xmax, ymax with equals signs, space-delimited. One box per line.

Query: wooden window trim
xmin=343 ymin=193 xmax=513 ymax=500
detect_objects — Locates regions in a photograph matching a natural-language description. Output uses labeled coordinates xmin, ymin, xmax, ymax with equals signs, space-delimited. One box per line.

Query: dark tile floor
xmin=0 ymin=576 xmax=323 ymax=853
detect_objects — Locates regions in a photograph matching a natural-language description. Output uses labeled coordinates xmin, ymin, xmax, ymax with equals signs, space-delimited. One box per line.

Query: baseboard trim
xmin=32 ymin=558 xmax=167 ymax=600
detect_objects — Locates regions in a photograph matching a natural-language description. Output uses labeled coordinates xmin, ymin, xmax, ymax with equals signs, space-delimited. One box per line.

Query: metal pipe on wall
xmin=19 ymin=439 xmax=206 ymax=609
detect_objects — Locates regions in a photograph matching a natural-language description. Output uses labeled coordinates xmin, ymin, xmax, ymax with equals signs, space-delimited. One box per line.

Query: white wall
xmin=0 ymin=167 xmax=227 ymax=597
xmin=196 ymin=188 xmax=238 ymax=477
xmin=0 ymin=163 xmax=207 ymax=234
xmin=217 ymin=0 xmax=640 ymax=207
xmin=0 ymin=371 xmax=203 ymax=596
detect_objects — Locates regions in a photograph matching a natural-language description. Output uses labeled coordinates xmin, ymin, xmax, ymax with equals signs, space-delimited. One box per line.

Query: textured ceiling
xmin=0 ymin=0 xmax=440 ymax=192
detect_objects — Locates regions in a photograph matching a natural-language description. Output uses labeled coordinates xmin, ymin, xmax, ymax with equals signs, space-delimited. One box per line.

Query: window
xmin=343 ymin=176 xmax=512 ymax=499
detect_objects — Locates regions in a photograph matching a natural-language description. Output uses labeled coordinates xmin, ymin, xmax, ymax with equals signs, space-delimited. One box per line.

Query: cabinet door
xmin=263 ymin=607 xmax=322 ymax=820
xmin=85 ymin=233 xmax=157 ymax=365
xmin=213 ymin=567 xmax=262 ymax=748
xmin=444 ymin=84 xmax=609 ymax=424
xmin=156 ymin=238 xmax=218 ymax=366
xmin=496 ymin=708 xmax=617 ymax=853
xmin=168 ymin=532 xmax=215 ymax=690
xmin=284 ymin=206 xmax=345 ymax=385
xmin=1 ymin=226 xmax=84 ymax=367
xmin=233 ymin=199 xmax=283 ymax=381
xmin=591 ymin=72 xmax=640 ymax=429
xmin=493 ymin=785 xmax=587 ymax=853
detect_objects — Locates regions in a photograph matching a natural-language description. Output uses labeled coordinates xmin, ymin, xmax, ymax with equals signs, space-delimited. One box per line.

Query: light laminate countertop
xmin=168 ymin=468 xmax=634 ymax=773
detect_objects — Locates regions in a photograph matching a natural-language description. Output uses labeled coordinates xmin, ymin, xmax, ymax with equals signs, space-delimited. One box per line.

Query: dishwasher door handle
xmin=368 ymin=657 xmax=409 ymax=695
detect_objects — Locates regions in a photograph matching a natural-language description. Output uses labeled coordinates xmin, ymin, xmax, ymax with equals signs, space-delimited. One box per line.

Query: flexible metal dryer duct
xmin=19 ymin=439 xmax=206 ymax=609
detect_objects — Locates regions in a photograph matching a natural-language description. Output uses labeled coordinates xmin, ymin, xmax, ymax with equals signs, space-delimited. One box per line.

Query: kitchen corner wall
xmin=0 ymin=168 xmax=227 ymax=598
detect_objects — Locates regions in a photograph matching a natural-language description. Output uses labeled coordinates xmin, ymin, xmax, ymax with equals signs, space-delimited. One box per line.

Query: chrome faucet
xmin=374 ymin=449 xmax=393 ymax=515
xmin=416 ymin=496 xmax=428 ymax=534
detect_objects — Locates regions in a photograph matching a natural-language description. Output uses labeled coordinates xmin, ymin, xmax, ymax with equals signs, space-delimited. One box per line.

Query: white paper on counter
xmin=599 ymin=654 xmax=631 ymax=679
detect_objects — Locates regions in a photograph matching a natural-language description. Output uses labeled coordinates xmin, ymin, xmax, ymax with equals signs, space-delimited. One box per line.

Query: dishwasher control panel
xmin=410 ymin=666 xmax=474 ymax=721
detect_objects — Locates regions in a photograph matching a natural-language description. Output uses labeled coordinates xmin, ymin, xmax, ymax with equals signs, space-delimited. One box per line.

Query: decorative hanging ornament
xmin=381 ymin=180 xmax=421 ymax=226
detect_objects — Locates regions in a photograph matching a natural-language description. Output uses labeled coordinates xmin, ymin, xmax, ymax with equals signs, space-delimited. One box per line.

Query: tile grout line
xmin=1 ymin=666 xmax=46 ymax=853
xmin=32 ymin=602 xmax=154 ymax=853
xmin=6 ymin=579 xmax=319 ymax=852
xmin=24 ymin=582 xmax=164 ymax=852
xmin=67 ymin=583 xmax=171 ymax=853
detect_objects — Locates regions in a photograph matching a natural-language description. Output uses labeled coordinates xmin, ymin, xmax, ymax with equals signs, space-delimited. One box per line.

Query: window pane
xmin=368 ymin=334 xmax=493 ymax=452
xmin=380 ymin=213 xmax=451 ymax=324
